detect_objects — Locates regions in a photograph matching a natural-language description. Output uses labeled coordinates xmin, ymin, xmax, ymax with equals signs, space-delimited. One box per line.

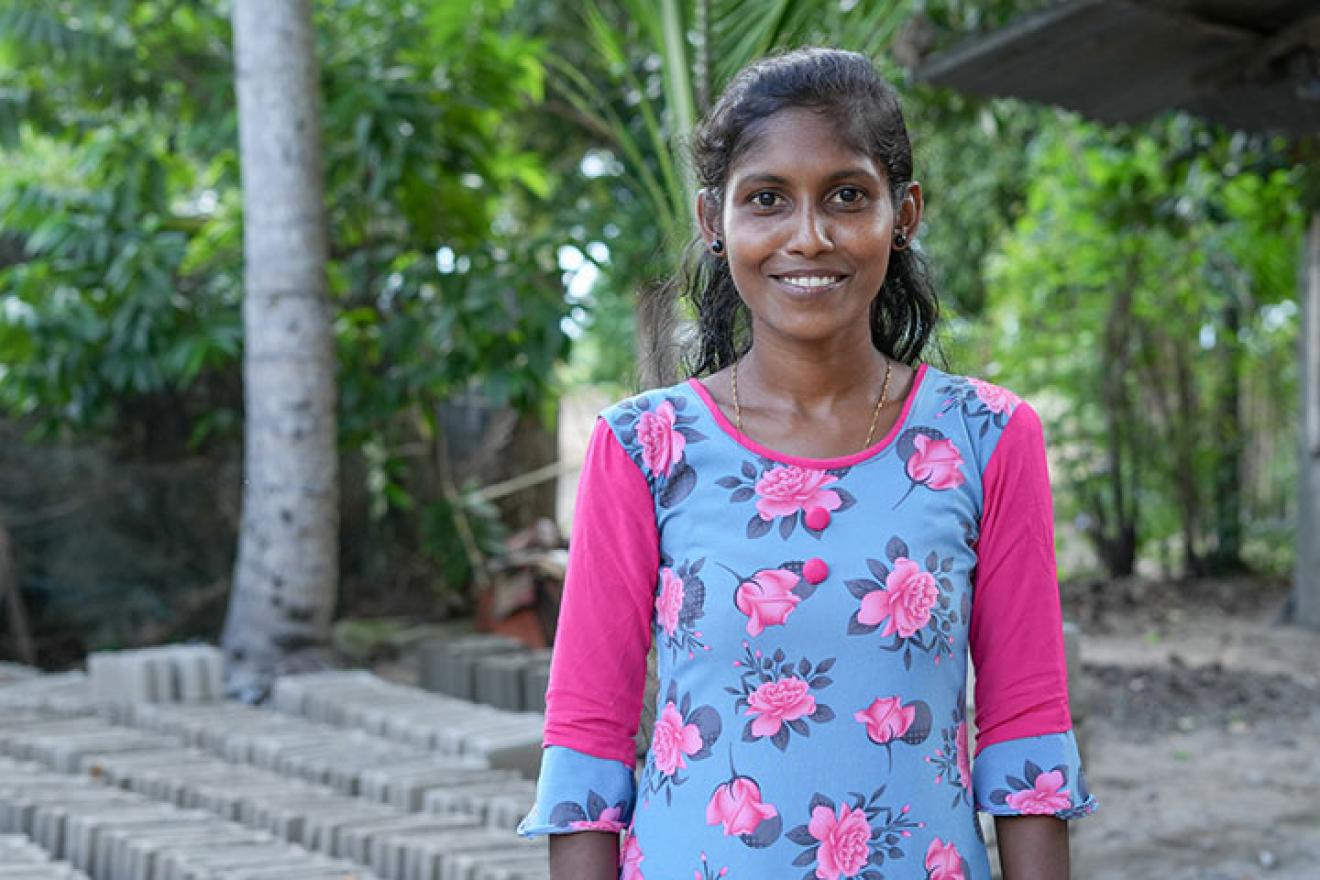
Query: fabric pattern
xmin=518 ymin=365 xmax=1097 ymax=878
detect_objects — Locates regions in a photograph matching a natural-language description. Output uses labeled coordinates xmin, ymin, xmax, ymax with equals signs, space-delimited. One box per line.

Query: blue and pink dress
xmin=519 ymin=364 xmax=1096 ymax=879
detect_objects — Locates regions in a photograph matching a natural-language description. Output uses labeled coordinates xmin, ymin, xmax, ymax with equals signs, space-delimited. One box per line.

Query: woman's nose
xmin=785 ymin=205 xmax=834 ymax=256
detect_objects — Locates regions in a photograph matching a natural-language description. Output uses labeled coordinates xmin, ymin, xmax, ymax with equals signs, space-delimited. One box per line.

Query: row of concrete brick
xmin=1 ymin=832 xmax=92 ymax=879
xmin=0 ymin=668 xmax=551 ymax=880
xmin=0 ymin=755 xmax=375 ymax=880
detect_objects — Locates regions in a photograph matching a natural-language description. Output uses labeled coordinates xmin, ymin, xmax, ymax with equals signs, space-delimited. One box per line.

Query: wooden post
xmin=1294 ymin=210 xmax=1320 ymax=628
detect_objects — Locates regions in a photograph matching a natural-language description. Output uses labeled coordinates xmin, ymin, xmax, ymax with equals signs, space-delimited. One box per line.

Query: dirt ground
xmin=1057 ymin=576 xmax=1320 ymax=880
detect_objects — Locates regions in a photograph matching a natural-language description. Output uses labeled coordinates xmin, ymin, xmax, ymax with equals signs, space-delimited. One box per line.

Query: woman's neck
xmin=738 ymin=335 xmax=891 ymax=415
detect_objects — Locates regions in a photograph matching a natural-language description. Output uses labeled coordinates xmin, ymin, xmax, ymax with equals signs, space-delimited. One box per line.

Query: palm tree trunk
xmin=221 ymin=0 xmax=339 ymax=697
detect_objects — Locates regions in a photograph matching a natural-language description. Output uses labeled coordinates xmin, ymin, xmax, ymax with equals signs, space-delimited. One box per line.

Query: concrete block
xmin=0 ymin=673 xmax=95 ymax=717
xmin=519 ymin=654 xmax=552 ymax=714
xmin=420 ymin=779 xmax=537 ymax=826
xmin=473 ymin=651 xmax=550 ymax=711
xmin=419 ymin=636 xmax=523 ymax=700
xmin=88 ymin=645 xmax=226 ymax=708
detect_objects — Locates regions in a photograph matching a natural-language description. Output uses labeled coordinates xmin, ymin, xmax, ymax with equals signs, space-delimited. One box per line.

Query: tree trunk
xmin=1172 ymin=338 xmax=1204 ymax=577
xmin=1209 ymin=299 xmax=1246 ymax=574
xmin=221 ymin=0 xmax=339 ymax=697
xmin=1092 ymin=261 xmax=1140 ymax=577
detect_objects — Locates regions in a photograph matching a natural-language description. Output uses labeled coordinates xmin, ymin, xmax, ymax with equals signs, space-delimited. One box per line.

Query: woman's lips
xmin=770 ymin=274 xmax=848 ymax=295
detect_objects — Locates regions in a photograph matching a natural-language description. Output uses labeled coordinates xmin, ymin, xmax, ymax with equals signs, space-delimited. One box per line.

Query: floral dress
xmin=518 ymin=365 xmax=1097 ymax=879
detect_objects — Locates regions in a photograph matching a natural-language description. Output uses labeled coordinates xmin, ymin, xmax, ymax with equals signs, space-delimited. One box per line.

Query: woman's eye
xmin=833 ymin=187 xmax=866 ymax=205
xmin=751 ymin=191 xmax=781 ymax=208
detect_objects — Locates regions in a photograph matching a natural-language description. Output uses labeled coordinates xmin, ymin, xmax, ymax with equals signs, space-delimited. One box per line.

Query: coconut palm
xmin=221 ymin=0 xmax=338 ymax=698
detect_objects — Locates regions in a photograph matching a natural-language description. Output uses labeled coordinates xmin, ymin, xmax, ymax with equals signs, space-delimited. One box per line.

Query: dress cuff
xmin=517 ymin=745 xmax=637 ymax=837
xmin=972 ymin=730 xmax=1097 ymax=820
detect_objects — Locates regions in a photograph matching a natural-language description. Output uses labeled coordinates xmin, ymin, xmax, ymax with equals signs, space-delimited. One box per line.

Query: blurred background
xmin=0 ymin=1 xmax=1317 ymax=877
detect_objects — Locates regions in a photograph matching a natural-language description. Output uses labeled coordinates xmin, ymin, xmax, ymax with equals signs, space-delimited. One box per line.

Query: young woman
xmin=519 ymin=48 xmax=1096 ymax=880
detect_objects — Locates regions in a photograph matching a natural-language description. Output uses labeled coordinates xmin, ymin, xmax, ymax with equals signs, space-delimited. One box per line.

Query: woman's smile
xmin=769 ymin=272 xmax=849 ymax=296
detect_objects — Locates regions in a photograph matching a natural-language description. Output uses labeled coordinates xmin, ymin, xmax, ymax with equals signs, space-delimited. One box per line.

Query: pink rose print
xmin=1005 ymin=769 xmax=1073 ymax=814
xmin=655 ymin=567 xmax=684 ymax=637
xmin=788 ymin=790 xmax=922 ymax=876
xmin=905 ymin=433 xmax=965 ymax=490
xmin=620 ymin=832 xmax=644 ymax=880
xmin=569 ymin=804 xmax=624 ymax=831
xmin=705 ymin=777 xmax=778 ymax=837
xmin=925 ymin=837 xmax=966 ymax=880
xmin=636 ymin=400 xmax=686 ymax=477
xmin=968 ymin=377 xmax=1021 ymax=415
xmin=955 ymin=722 xmax=971 ymax=790
xmin=858 ymin=557 xmax=939 ymax=638
xmin=746 ymin=676 xmax=816 ymax=738
xmin=854 ymin=696 xmax=916 ymax=744
xmin=754 ymin=464 xmax=841 ymax=520
xmin=808 ymin=802 xmax=872 ymax=880
xmin=735 ymin=567 xmax=802 ymax=636
xmin=652 ymin=702 xmax=703 ymax=776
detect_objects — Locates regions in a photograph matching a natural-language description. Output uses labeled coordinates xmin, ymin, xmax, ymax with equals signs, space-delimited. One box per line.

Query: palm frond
xmin=707 ymin=0 xmax=911 ymax=95
xmin=544 ymin=53 xmax=679 ymax=235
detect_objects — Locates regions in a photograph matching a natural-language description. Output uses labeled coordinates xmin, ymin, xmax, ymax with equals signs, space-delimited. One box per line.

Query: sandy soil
xmin=1059 ymin=577 xmax=1320 ymax=880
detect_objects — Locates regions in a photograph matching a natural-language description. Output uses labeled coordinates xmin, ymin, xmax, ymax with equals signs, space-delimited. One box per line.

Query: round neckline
xmin=686 ymin=362 xmax=929 ymax=469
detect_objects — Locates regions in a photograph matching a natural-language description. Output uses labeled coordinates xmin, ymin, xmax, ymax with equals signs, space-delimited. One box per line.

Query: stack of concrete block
xmin=0 ymin=668 xmax=552 ymax=878
xmin=520 ymin=657 xmax=552 ymax=714
xmin=472 ymin=650 xmax=553 ymax=713
xmin=0 ymin=756 xmax=377 ymax=879
xmin=0 ymin=832 xmax=92 ymax=879
xmin=419 ymin=636 xmax=525 ymax=702
xmin=271 ymin=673 xmax=545 ymax=780
xmin=0 ymin=721 xmax=545 ymax=880
xmin=0 ymin=672 xmax=97 ymax=717
xmin=120 ymin=703 xmax=534 ymax=821
xmin=418 ymin=638 xmax=554 ymax=715
xmin=0 ymin=715 xmax=180 ymax=774
xmin=87 ymin=646 xmax=225 ymax=707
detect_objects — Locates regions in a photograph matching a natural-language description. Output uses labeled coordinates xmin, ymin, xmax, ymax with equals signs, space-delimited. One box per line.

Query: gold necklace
xmin=731 ymin=357 xmax=894 ymax=451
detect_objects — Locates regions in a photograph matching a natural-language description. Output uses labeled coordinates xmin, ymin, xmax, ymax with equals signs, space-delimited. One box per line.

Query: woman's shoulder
xmin=914 ymin=365 xmax=1037 ymax=477
xmin=596 ymin=379 xmax=711 ymax=489
xmin=599 ymin=378 xmax=698 ymax=420
xmin=920 ymin=365 xmax=1029 ymax=419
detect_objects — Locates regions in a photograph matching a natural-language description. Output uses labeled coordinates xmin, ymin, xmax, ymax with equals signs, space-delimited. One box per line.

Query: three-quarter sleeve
xmin=968 ymin=402 xmax=1097 ymax=820
xmin=517 ymin=417 xmax=659 ymax=837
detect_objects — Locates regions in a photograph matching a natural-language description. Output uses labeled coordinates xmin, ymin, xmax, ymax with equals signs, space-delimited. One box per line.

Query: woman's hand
xmin=549 ymin=831 xmax=619 ymax=880
xmin=994 ymin=815 xmax=1070 ymax=880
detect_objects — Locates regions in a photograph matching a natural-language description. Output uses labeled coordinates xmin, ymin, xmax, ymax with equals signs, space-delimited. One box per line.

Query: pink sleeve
xmin=969 ymin=402 xmax=1073 ymax=755
xmin=542 ymin=417 xmax=658 ymax=767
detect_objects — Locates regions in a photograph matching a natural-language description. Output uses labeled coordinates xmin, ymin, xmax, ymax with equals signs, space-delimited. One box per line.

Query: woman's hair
xmin=652 ymin=47 xmax=940 ymax=381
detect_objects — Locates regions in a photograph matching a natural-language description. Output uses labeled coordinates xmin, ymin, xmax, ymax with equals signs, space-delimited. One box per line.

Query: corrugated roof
xmin=915 ymin=0 xmax=1320 ymax=135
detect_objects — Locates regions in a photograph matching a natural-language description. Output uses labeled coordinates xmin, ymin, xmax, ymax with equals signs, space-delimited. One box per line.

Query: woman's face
xmin=701 ymin=106 xmax=921 ymax=350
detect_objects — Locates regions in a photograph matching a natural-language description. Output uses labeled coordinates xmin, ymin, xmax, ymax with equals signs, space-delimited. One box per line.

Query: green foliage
xmin=0 ymin=0 xmax=576 ymax=608
xmin=0 ymin=3 xmax=567 ymax=430
xmin=0 ymin=0 xmax=1310 ymax=605
xmin=982 ymin=116 xmax=1304 ymax=575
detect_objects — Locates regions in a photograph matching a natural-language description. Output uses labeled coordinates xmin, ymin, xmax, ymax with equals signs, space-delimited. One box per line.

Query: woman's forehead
xmin=729 ymin=107 xmax=883 ymax=184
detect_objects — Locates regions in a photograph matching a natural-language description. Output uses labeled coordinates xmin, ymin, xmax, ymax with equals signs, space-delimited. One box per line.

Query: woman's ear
xmin=894 ymin=181 xmax=924 ymax=249
xmin=696 ymin=188 xmax=723 ymax=250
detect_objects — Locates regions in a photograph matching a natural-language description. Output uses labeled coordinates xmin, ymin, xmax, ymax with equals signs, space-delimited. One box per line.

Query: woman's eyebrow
xmin=734 ymin=168 xmax=882 ymax=188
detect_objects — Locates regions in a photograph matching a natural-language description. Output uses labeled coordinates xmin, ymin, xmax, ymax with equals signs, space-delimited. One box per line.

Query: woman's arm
xmin=549 ymin=832 xmax=619 ymax=880
xmin=968 ymin=399 xmax=1095 ymax=877
xmin=995 ymin=815 xmax=1070 ymax=880
xmin=516 ymin=417 xmax=659 ymax=866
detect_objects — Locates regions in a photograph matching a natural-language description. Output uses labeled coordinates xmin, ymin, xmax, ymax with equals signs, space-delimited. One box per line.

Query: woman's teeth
xmin=780 ymin=275 xmax=843 ymax=289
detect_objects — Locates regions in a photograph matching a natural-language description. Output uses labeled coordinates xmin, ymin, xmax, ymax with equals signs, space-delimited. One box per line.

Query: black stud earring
xmin=893 ymin=231 xmax=908 ymax=248
xmin=710 ymin=238 xmax=724 ymax=254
